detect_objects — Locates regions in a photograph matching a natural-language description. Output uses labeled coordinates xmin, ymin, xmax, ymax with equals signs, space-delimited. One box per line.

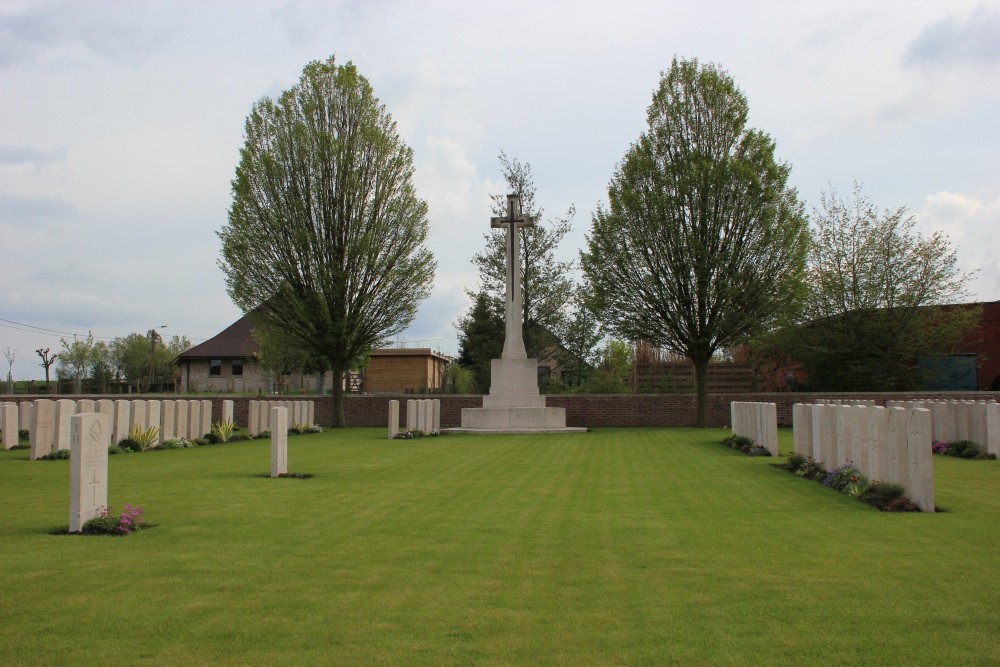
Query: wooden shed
xmin=363 ymin=348 xmax=449 ymax=393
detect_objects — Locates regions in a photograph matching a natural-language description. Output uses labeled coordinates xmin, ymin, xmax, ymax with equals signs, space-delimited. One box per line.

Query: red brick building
xmin=761 ymin=301 xmax=1000 ymax=392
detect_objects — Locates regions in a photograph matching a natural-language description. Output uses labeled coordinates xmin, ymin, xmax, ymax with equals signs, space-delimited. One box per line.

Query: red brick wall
xmin=5 ymin=391 xmax=998 ymax=429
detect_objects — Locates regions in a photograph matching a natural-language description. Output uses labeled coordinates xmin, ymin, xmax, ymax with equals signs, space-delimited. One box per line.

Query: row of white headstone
xmin=387 ymin=399 xmax=441 ymax=439
xmin=792 ymin=403 xmax=935 ymax=511
xmin=66 ymin=405 xmax=293 ymax=532
xmin=0 ymin=398 xmax=235 ymax=458
xmin=885 ymin=399 xmax=999 ymax=454
xmin=247 ymin=400 xmax=314 ymax=436
xmin=730 ymin=402 xmax=779 ymax=456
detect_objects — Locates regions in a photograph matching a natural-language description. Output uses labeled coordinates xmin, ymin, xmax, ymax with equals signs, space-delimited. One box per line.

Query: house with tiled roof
xmin=174 ymin=315 xmax=449 ymax=394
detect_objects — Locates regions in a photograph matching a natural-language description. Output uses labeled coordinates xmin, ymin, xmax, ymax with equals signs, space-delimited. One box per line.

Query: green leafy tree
xmin=778 ymin=184 xmax=979 ymax=390
xmin=247 ymin=326 xmax=308 ymax=394
xmin=582 ymin=339 xmax=633 ymax=394
xmin=583 ymin=57 xmax=809 ymax=426
xmin=468 ymin=152 xmax=576 ymax=361
xmin=57 ymin=333 xmax=95 ymax=393
xmin=456 ymin=291 xmax=505 ymax=392
xmin=553 ymin=285 xmax=603 ymax=387
xmin=219 ymin=56 xmax=435 ymax=426
xmin=90 ymin=341 xmax=115 ymax=394
xmin=118 ymin=333 xmax=152 ymax=393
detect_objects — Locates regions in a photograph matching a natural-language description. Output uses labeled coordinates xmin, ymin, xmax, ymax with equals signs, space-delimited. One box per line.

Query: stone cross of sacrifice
xmin=491 ymin=194 xmax=535 ymax=361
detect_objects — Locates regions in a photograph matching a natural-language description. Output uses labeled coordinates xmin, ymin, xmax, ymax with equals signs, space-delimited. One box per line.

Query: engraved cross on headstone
xmin=490 ymin=194 xmax=535 ymax=360
xmin=89 ymin=468 xmax=101 ymax=505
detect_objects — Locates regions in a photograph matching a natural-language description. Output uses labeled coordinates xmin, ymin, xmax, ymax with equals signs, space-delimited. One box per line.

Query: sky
xmin=1 ymin=0 xmax=998 ymax=381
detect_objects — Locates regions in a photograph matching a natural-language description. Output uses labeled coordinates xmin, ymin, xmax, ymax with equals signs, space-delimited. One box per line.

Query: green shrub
xmin=107 ymin=445 xmax=132 ymax=455
xmin=288 ymin=427 xmax=302 ymax=436
xmin=747 ymin=446 xmax=772 ymax=457
xmin=723 ymin=435 xmax=754 ymax=451
xmin=194 ymin=438 xmax=210 ymax=446
xmin=39 ymin=449 xmax=70 ymax=460
xmin=795 ymin=458 xmax=826 ymax=479
xmin=229 ymin=434 xmax=249 ymax=442
xmin=872 ymin=482 xmax=905 ymax=499
xmin=81 ymin=515 xmax=121 ymax=535
xmin=786 ymin=453 xmax=807 ymax=472
xmin=944 ymin=440 xmax=980 ymax=459
xmin=258 ymin=430 xmax=271 ymax=439
xmin=118 ymin=438 xmax=141 ymax=452
xmin=18 ymin=429 xmax=29 ymax=439
xmin=204 ymin=432 xmax=222 ymax=444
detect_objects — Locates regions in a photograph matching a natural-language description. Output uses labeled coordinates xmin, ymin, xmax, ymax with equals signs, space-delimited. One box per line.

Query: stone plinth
xmin=458 ymin=358 xmax=582 ymax=433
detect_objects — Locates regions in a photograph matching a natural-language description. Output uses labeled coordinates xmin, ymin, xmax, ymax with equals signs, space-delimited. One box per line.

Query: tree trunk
xmin=330 ymin=360 xmax=346 ymax=428
xmin=693 ymin=355 xmax=710 ymax=428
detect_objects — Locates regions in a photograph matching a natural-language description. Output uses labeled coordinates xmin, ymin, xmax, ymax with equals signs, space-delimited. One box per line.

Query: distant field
xmin=1 ymin=428 xmax=997 ymax=666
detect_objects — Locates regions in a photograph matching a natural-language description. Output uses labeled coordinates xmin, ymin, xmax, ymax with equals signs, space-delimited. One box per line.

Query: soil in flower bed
xmin=257 ymin=472 xmax=314 ymax=479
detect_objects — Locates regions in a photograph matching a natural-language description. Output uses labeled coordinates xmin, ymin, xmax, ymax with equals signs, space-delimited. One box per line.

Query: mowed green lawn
xmin=1 ymin=428 xmax=998 ymax=666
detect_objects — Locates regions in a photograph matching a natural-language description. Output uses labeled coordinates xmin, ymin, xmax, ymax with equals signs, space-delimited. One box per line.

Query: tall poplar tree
xmin=220 ymin=56 xmax=436 ymax=426
xmin=583 ymin=57 xmax=809 ymax=426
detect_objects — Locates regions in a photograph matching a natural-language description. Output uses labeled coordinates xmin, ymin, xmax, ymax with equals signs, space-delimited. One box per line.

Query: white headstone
xmin=957 ymin=401 xmax=970 ymax=441
xmin=986 ymin=402 xmax=1000 ymax=458
xmin=54 ymin=399 xmax=76 ymax=451
xmin=69 ymin=412 xmax=110 ymax=532
xmin=20 ymin=401 xmax=33 ymax=431
xmin=406 ymin=399 xmax=417 ymax=432
xmin=885 ymin=407 xmax=909 ymax=492
xmin=271 ymin=406 xmax=288 ymax=477
xmin=834 ymin=405 xmax=848 ymax=468
xmin=432 ymin=399 xmax=441 ymax=431
xmin=293 ymin=401 xmax=303 ymax=426
xmin=809 ymin=404 xmax=823 ymax=462
xmin=161 ymin=400 xmax=175 ymax=442
xmin=765 ymin=403 xmax=779 ymax=456
xmin=868 ymin=406 xmax=887 ymax=481
xmin=417 ymin=399 xmax=428 ymax=432
xmin=130 ymin=400 xmax=147 ymax=433
xmin=30 ymin=399 xmax=55 ymax=460
xmin=146 ymin=400 xmax=161 ymax=447
xmin=187 ymin=400 xmax=201 ymax=439
xmin=96 ymin=399 xmax=114 ymax=429
xmin=970 ymin=401 xmax=987 ymax=447
xmin=388 ymin=400 xmax=399 ymax=439
xmin=200 ymin=400 xmax=212 ymax=437
xmin=77 ymin=399 xmax=96 ymax=414
xmin=2 ymin=402 xmax=17 ymax=450
xmin=113 ymin=400 xmax=130 ymax=447
xmin=848 ymin=406 xmax=864 ymax=474
xmin=248 ymin=401 xmax=261 ymax=437
xmin=307 ymin=401 xmax=315 ymax=427
xmin=175 ymin=400 xmax=188 ymax=441
xmin=222 ymin=400 xmax=234 ymax=424
xmin=907 ymin=408 xmax=934 ymax=512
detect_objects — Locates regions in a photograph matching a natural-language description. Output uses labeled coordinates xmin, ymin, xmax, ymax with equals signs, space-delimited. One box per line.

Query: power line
xmin=0 ymin=318 xmax=207 ymax=343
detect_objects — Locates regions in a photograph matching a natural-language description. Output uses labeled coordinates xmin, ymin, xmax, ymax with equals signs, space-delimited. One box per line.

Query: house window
xmin=232 ymin=360 xmax=243 ymax=376
xmin=537 ymin=365 xmax=551 ymax=385
xmin=209 ymin=360 xmax=222 ymax=376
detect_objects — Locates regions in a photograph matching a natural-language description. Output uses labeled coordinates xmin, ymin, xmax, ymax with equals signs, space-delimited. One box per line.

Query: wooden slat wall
xmin=632 ymin=362 xmax=753 ymax=393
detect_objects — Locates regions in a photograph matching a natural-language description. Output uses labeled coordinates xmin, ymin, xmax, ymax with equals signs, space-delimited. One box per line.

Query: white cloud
xmin=916 ymin=191 xmax=1000 ymax=302
xmin=904 ymin=4 xmax=1000 ymax=68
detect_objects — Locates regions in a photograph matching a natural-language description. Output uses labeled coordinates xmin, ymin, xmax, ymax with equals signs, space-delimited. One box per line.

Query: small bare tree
xmin=3 ymin=347 xmax=15 ymax=394
xmin=36 ymin=348 xmax=58 ymax=394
